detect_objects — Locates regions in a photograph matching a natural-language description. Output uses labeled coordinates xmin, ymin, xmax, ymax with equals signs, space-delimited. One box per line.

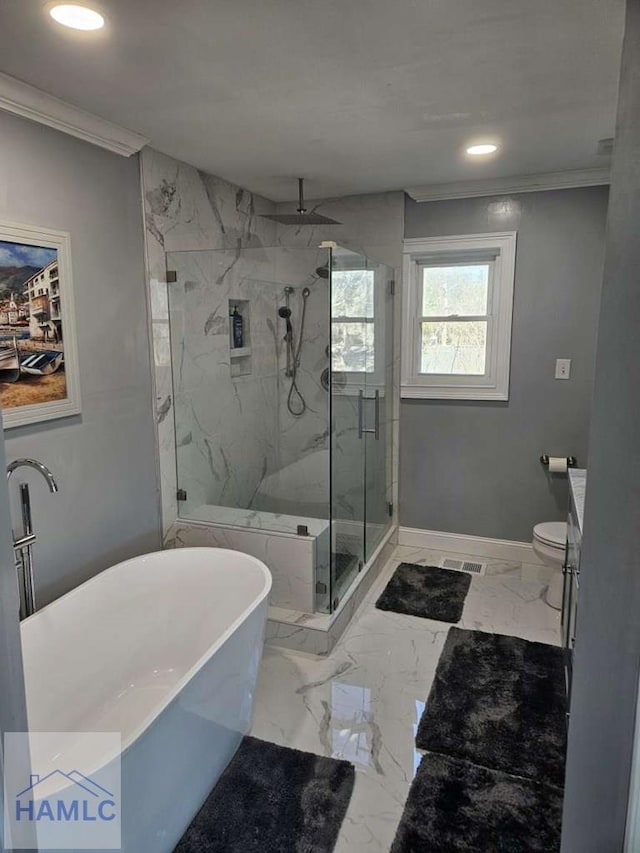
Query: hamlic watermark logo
xmin=4 ymin=731 xmax=122 ymax=850
xmin=16 ymin=769 xmax=116 ymax=823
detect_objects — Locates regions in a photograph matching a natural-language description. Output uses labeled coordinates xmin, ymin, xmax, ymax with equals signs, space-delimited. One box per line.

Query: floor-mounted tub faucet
xmin=7 ymin=458 xmax=58 ymax=620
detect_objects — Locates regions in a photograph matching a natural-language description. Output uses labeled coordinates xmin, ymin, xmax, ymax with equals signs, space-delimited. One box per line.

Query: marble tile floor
xmin=251 ymin=544 xmax=562 ymax=853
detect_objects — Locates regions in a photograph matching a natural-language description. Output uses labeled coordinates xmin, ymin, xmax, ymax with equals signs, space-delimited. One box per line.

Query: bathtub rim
xmin=21 ymin=547 xmax=272 ymax=764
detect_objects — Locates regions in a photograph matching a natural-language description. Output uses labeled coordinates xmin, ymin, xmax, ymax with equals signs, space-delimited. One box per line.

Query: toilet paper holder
xmin=540 ymin=455 xmax=577 ymax=467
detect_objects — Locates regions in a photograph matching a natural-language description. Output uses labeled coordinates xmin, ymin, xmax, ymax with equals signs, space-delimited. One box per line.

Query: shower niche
xmin=166 ymin=243 xmax=394 ymax=622
xmin=228 ymin=298 xmax=251 ymax=377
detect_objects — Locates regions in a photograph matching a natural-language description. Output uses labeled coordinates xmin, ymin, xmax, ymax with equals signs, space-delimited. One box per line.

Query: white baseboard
xmin=398 ymin=526 xmax=544 ymax=566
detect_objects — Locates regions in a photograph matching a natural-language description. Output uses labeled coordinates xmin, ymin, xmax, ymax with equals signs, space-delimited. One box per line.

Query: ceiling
xmin=0 ymin=0 xmax=626 ymax=201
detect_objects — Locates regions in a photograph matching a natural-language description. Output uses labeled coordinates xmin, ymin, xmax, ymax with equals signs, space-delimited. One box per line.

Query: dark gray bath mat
xmin=375 ymin=563 xmax=471 ymax=622
xmin=391 ymin=752 xmax=563 ymax=853
xmin=173 ymin=735 xmax=355 ymax=853
xmin=416 ymin=628 xmax=567 ymax=788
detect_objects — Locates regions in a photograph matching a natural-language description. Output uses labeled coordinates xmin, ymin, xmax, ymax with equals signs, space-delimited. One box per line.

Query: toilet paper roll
xmin=548 ymin=456 xmax=568 ymax=473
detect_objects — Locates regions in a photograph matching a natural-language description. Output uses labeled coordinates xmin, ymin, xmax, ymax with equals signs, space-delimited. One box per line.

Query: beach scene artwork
xmin=0 ymin=238 xmax=66 ymax=412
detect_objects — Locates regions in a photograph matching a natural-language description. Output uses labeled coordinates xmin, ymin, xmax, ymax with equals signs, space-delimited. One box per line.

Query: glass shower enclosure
xmin=166 ymin=243 xmax=393 ymax=613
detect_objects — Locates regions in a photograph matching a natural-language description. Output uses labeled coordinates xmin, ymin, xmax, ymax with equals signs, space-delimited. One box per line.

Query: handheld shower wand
xmin=278 ymin=305 xmax=293 ymax=338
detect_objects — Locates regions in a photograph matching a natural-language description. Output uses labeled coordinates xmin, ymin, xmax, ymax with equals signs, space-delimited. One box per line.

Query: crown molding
xmin=0 ymin=72 xmax=149 ymax=157
xmin=406 ymin=168 xmax=611 ymax=202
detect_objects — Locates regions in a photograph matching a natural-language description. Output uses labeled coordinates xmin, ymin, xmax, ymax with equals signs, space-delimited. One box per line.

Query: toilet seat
xmin=533 ymin=522 xmax=567 ymax=550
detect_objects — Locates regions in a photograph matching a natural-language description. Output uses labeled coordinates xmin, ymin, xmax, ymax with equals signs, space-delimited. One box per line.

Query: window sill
xmin=401 ymin=383 xmax=508 ymax=401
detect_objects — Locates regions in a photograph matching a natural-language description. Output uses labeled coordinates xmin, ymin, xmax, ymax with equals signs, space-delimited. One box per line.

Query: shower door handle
xmin=373 ymin=389 xmax=380 ymax=441
xmin=358 ymin=389 xmax=380 ymax=440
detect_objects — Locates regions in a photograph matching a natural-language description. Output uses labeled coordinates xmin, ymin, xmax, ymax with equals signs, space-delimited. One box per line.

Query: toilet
xmin=532 ymin=521 xmax=567 ymax=610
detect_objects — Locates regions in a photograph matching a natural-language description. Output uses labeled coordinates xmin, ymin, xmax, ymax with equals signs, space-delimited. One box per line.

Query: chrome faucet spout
xmin=7 ymin=458 xmax=58 ymax=493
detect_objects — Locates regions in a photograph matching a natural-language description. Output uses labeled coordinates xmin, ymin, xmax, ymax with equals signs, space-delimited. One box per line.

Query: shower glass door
xmin=364 ymin=260 xmax=394 ymax=561
xmin=166 ymin=245 xmax=331 ymax=535
xmin=330 ymin=248 xmax=367 ymax=608
xmin=329 ymin=247 xmax=394 ymax=609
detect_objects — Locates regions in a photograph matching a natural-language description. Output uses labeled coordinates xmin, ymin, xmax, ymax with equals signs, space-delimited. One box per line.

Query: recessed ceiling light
xmin=466 ymin=143 xmax=499 ymax=156
xmin=49 ymin=4 xmax=105 ymax=31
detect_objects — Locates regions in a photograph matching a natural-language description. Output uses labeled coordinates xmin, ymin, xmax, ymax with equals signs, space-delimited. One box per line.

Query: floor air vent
xmin=439 ymin=557 xmax=487 ymax=576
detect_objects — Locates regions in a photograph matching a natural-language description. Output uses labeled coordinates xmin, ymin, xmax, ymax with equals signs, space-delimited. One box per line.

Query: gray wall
xmin=401 ymin=186 xmax=608 ymax=542
xmin=561 ymin=1 xmax=640 ymax=848
xmin=0 ymin=427 xmax=30 ymax=851
xmin=0 ymin=111 xmax=160 ymax=606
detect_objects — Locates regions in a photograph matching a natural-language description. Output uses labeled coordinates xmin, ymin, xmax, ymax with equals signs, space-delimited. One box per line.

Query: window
xmin=331 ymin=268 xmax=375 ymax=375
xmin=331 ymin=265 xmax=387 ymax=392
xmin=420 ymin=263 xmax=490 ymax=375
xmin=402 ymin=232 xmax=516 ymax=400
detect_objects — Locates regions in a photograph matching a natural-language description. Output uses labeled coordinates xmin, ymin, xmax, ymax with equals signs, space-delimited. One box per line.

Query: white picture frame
xmin=0 ymin=221 xmax=81 ymax=429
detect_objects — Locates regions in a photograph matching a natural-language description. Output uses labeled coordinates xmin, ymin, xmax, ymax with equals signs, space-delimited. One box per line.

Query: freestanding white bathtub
xmin=20 ymin=547 xmax=272 ymax=853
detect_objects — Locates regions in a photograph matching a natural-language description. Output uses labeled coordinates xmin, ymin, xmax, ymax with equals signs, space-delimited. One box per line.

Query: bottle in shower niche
xmin=230 ymin=306 xmax=244 ymax=349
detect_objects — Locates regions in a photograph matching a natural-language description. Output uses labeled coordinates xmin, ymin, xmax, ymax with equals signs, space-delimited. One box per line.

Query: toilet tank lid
xmin=534 ymin=521 xmax=567 ymax=547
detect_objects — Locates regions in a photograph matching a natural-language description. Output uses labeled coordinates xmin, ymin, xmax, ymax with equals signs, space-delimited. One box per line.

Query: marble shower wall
xmin=141 ymin=147 xmax=278 ymax=528
xmin=141 ymin=146 xmax=404 ymax=535
xmin=272 ymin=247 xmax=331 ymax=473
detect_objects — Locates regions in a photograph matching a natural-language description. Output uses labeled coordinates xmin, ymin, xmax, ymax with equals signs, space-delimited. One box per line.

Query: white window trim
xmin=401 ymin=232 xmax=517 ymax=401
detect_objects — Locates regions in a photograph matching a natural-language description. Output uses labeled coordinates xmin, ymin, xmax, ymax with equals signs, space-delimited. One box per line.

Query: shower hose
xmin=287 ymin=289 xmax=309 ymax=417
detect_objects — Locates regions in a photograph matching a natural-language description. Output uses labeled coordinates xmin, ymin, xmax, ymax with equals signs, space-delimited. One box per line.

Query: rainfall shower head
xmin=264 ymin=212 xmax=341 ymax=225
xmin=260 ymin=179 xmax=342 ymax=226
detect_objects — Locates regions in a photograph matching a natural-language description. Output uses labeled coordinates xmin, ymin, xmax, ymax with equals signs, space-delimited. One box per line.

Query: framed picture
xmin=0 ymin=221 xmax=81 ymax=429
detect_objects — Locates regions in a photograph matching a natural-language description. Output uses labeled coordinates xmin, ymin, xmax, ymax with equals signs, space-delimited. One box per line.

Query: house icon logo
xmin=15 ymin=769 xmax=117 ymax=823
xmin=4 ymin=731 xmax=122 ymax=850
